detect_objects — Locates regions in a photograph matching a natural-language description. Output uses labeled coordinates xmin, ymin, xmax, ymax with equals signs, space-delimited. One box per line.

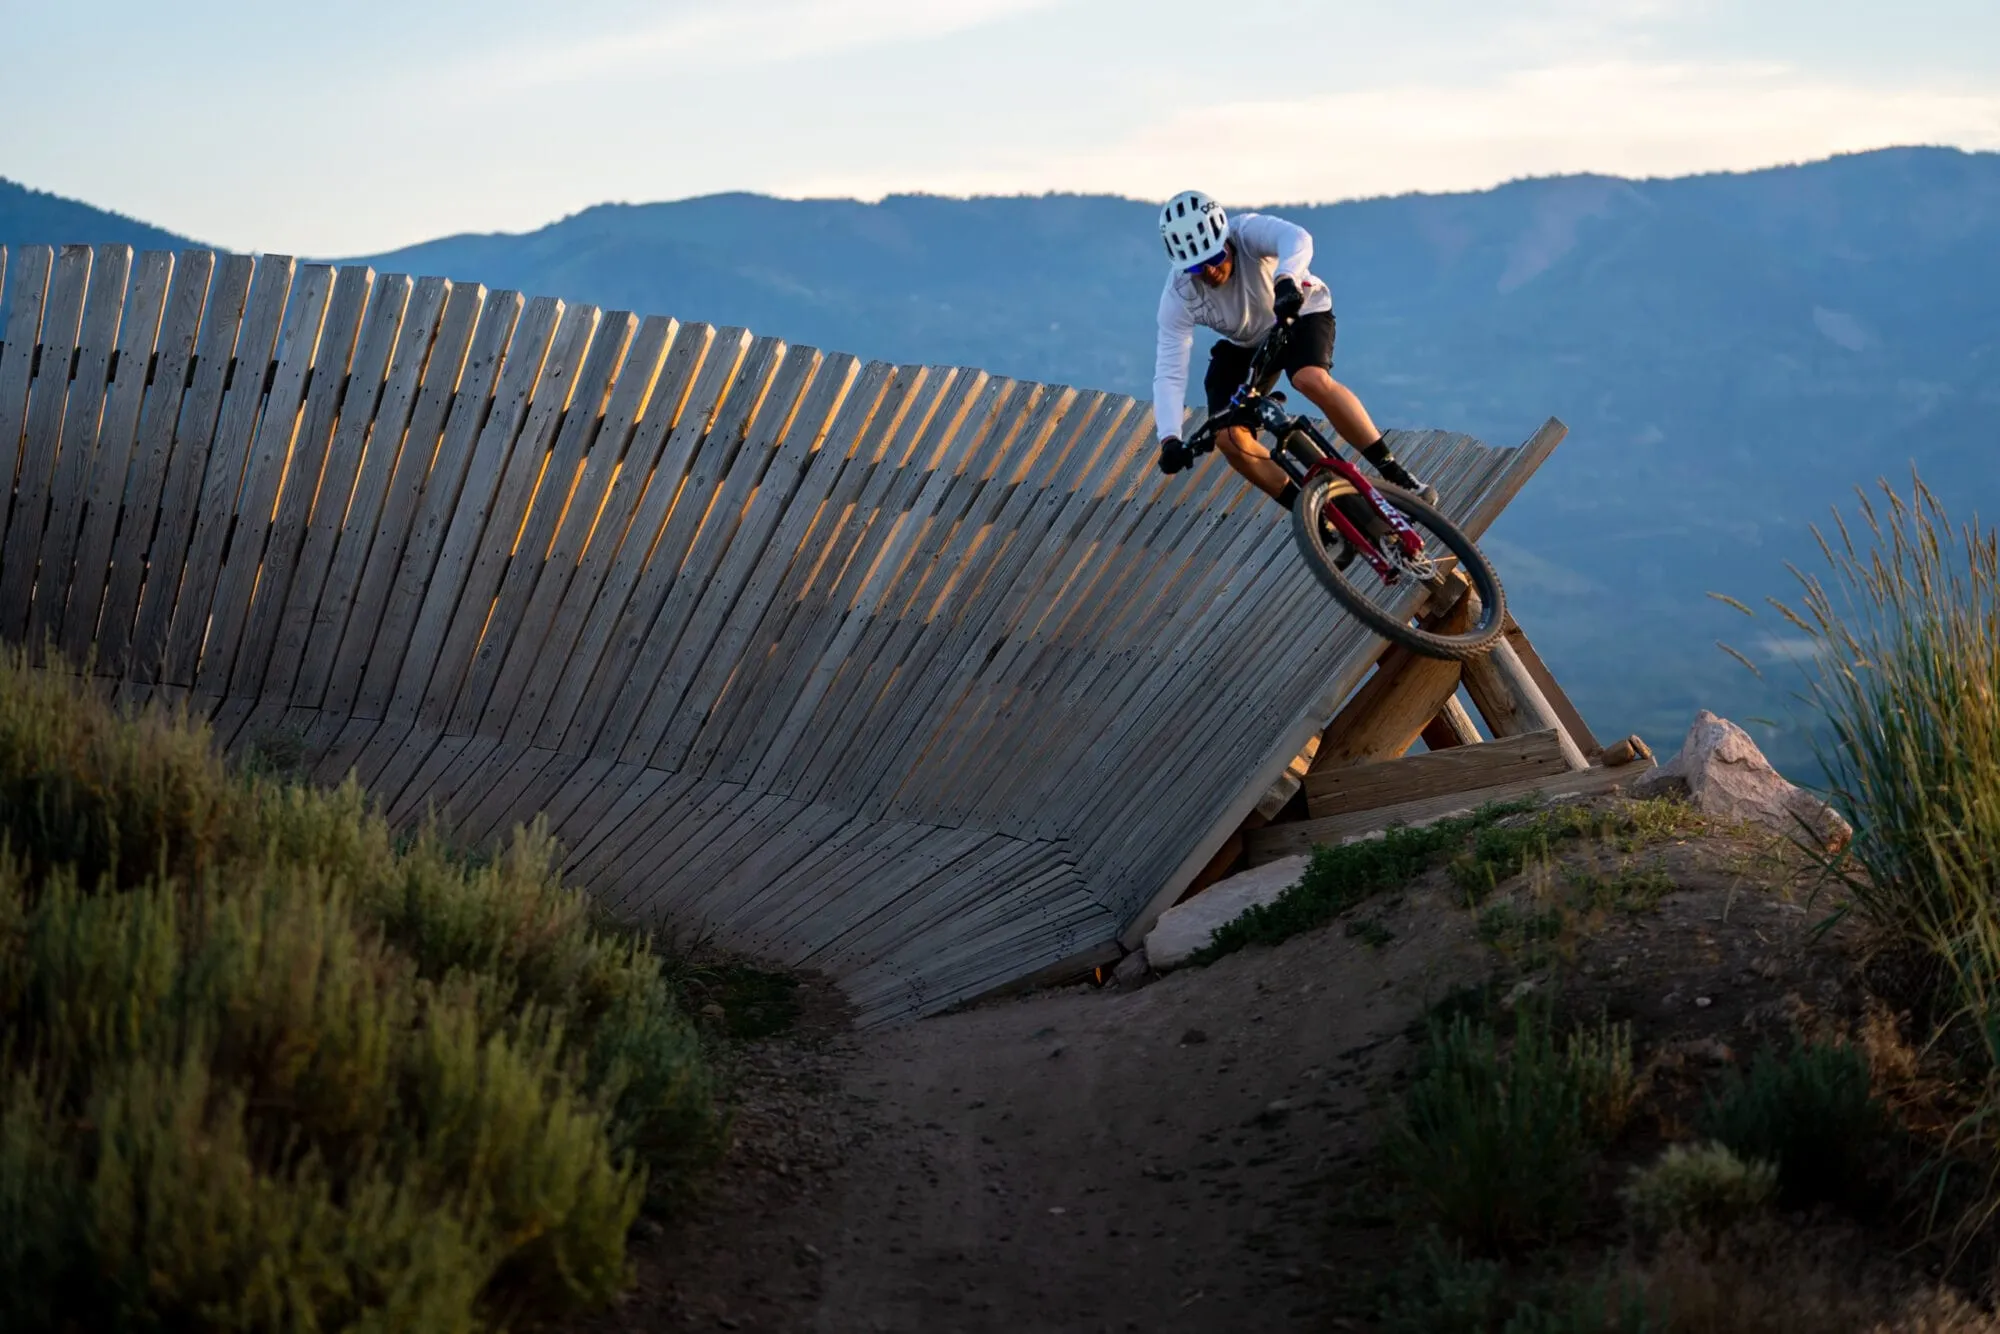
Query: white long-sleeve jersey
xmin=1151 ymin=211 xmax=1334 ymax=442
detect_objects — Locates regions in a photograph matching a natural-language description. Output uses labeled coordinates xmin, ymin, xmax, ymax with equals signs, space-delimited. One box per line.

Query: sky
xmin=3 ymin=0 xmax=1998 ymax=256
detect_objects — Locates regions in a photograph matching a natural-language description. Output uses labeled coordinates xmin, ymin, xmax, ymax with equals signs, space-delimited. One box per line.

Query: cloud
xmin=447 ymin=0 xmax=1063 ymax=97
xmin=772 ymin=58 xmax=2000 ymax=205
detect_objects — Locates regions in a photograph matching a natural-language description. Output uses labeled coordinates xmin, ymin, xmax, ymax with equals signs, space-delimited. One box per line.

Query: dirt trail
xmin=595 ymin=817 xmax=1847 ymax=1334
xmin=600 ymin=889 xmax=1489 ymax=1334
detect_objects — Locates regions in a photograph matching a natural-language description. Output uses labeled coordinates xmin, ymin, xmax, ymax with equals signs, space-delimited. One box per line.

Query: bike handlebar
xmin=1184 ymin=318 xmax=1297 ymax=455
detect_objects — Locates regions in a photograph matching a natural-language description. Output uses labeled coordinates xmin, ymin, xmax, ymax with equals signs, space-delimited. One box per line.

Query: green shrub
xmin=0 ymin=651 xmax=721 ymax=1330
xmin=1696 ymin=1040 xmax=1889 ymax=1209
xmin=1385 ymin=1003 xmax=1636 ymax=1253
xmin=1195 ymin=799 xmax=1540 ymax=962
xmin=1622 ymin=1142 xmax=1778 ymax=1240
xmin=1379 ymin=1233 xmax=1659 ymax=1333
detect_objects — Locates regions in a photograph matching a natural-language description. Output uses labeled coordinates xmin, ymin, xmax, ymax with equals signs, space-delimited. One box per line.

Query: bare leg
xmin=1214 ymin=424 xmax=1292 ymax=502
xmin=1286 ymin=365 xmax=1381 ymax=449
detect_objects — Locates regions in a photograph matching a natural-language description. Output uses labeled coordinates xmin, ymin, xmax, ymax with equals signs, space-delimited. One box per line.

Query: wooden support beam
xmin=1305 ymin=728 xmax=1572 ymax=819
xmin=1252 ymin=734 xmax=1320 ymax=820
xmin=1502 ymin=618 xmax=1601 ymax=758
xmin=1460 ymin=617 xmax=1589 ymax=771
xmin=1309 ymin=587 xmax=1476 ymax=772
xmin=1422 ymin=694 xmax=1482 ymax=751
xmin=1247 ymin=758 xmax=1654 ymax=865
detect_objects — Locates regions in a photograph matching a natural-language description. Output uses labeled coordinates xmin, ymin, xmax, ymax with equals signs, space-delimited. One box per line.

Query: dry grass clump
xmin=0 ymin=650 xmax=719 ymax=1330
xmin=1639 ymin=1221 xmax=2000 ymax=1333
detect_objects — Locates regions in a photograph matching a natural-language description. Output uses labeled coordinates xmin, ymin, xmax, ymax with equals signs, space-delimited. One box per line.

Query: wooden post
xmin=1462 ymin=632 xmax=1589 ymax=771
xmin=1502 ymin=619 xmax=1601 ymax=758
xmin=1309 ymin=579 xmax=1476 ymax=771
xmin=1422 ymin=694 xmax=1482 ymax=751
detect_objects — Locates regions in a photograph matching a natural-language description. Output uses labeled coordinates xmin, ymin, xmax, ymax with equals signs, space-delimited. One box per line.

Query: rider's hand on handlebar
xmin=1158 ymin=436 xmax=1193 ymax=475
xmin=1272 ymin=276 xmax=1304 ymax=323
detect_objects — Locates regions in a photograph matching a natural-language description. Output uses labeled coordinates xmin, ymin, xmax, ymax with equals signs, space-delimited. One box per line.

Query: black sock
xmin=1275 ymin=482 xmax=1300 ymax=509
xmin=1360 ymin=436 xmax=1393 ymax=467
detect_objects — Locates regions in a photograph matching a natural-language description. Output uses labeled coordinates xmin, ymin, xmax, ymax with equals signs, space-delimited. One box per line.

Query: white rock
xmin=1644 ymin=710 xmax=1852 ymax=852
xmin=1143 ymin=855 xmax=1310 ymax=970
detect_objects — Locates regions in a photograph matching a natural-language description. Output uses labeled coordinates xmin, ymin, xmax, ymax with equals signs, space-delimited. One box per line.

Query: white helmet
xmin=1160 ymin=189 xmax=1229 ymax=269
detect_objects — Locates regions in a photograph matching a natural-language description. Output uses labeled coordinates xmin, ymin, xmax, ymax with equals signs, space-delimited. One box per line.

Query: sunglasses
xmin=1185 ymin=251 xmax=1228 ymax=275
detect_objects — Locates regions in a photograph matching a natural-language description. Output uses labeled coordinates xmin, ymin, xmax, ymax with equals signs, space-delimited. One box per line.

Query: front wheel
xmin=1290 ymin=475 xmax=1507 ymax=660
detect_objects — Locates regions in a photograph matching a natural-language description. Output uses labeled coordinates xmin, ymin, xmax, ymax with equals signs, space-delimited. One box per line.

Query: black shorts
xmin=1203 ymin=311 xmax=1336 ymax=414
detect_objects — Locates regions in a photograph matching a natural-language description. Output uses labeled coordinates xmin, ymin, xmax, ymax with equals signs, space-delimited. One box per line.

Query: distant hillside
xmin=6 ymin=151 xmax=1997 ymax=773
xmin=0 ymin=178 xmax=193 ymax=252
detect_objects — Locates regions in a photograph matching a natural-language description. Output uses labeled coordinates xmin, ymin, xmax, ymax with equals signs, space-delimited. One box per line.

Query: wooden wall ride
xmin=0 ymin=245 xmax=1562 ymax=1024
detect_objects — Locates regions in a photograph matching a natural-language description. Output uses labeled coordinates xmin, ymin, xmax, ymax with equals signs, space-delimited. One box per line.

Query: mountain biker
xmin=1151 ymin=189 xmax=1431 ymax=510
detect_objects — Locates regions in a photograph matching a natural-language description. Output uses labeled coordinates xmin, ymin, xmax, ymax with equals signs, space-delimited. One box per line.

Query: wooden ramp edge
xmin=0 ymin=244 xmax=1564 ymax=1025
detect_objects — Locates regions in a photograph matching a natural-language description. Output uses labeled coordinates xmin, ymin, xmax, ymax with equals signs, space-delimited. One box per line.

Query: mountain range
xmin=6 ymin=147 xmax=1997 ymax=777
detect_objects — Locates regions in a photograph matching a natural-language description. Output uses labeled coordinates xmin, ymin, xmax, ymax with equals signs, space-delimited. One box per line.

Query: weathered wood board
xmin=0 ymin=246 xmax=1564 ymax=1025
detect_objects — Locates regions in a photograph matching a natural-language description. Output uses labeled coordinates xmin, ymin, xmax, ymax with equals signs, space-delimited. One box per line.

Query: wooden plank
xmin=853 ymin=388 xmax=1105 ymax=812
xmin=823 ymin=380 xmax=1070 ymax=813
xmin=460 ymin=748 xmax=584 ymax=852
xmin=939 ymin=401 xmax=1189 ymax=824
xmin=95 ymin=249 xmax=214 ymax=673
xmin=1503 ymin=619 xmax=1601 ymax=757
xmin=972 ymin=469 xmax=1250 ymax=827
xmin=555 ymin=764 xmax=687 ymax=879
xmin=677 ymin=359 xmax=906 ymax=776
xmin=642 ymin=353 xmax=877 ymax=772
xmin=911 ymin=397 xmax=1164 ymax=820
xmin=692 ymin=798 xmax=862 ymax=927
xmin=161 ymin=254 xmax=296 ymax=685
xmin=347 ymin=288 xmax=522 ymax=719
xmin=0 ymin=247 xmax=53 ymax=582
xmin=762 ymin=367 xmax=991 ymax=797
xmin=504 ymin=320 xmax=712 ymax=743
xmin=562 ymin=768 xmax=690 ymax=884
xmin=0 ymin=244 xmax=92 ymax=642
xmin=603 ymin=341 xmax=823 ymax=764
xmin=261 ymin=271 xmax=415 ymax=704
xmin=1305 ymin=727 xmax=1570 ymax=818
xmin=593 ymin=777 xmax=759 ymax=903
xmin=419 ymin=301 xmax=602 ymax=730
xmin=195 ymin=262 xmax=335 ymax=697
xmin=442 ymin=741 xmax=546 ymax=845
xmin=60 ymin=249 xmax=173 ymax=662
xmin=230 ymin=264 xmax=373 ymax=698
xmin=475 ymin=313 xmax=673 ymax=737
xmin=448 ymin=310 xmax=634 ymax=734
xmin=1245 ymin=756 xmax=1656 ymax=864
xmin=388 ymin=734 xmax=501 ymax=830
xmin=738 ymin=820 xmax=939 ymax=950
xmin=714 ymin=365 xmax=949 ymax=787
xmin=386 ymin=294 xmax=566 ymax=728
xmin=1459 ymin=418 xmax=1565 ymax=540
xmin=312 ymin=277 xmax=473 ymax=716
xmin=28 ymin=245 xmax=130 ymax=659
xmin=558 ymin=334 xmax=786 ymax=756
xmin=987 ymin=478 xmax=1275 ymax=832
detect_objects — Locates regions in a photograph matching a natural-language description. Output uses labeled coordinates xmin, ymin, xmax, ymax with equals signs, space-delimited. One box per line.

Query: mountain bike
xmin=1181 ymin=321 xmax=1507 ymax=661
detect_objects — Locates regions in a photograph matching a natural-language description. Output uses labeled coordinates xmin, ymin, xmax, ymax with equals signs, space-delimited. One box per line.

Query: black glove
xmin=1158 ymin=437 xmax=1192 ymax=475
xmin=1272 ymin=275 xmax=1304 ymax=323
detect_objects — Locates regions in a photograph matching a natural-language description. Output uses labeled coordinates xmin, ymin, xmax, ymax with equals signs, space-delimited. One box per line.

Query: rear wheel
xmin=1290 ymin=474 xmax=1506 ymax=660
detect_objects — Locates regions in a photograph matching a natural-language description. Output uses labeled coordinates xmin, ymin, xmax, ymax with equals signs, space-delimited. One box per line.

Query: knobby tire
xmin=1289 ymin=478 xmax=1507 ymax=661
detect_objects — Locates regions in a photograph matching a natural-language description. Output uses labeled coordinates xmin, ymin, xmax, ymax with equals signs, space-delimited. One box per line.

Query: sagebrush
xmin=0 ymin=651 xmax=719 ymax=1330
